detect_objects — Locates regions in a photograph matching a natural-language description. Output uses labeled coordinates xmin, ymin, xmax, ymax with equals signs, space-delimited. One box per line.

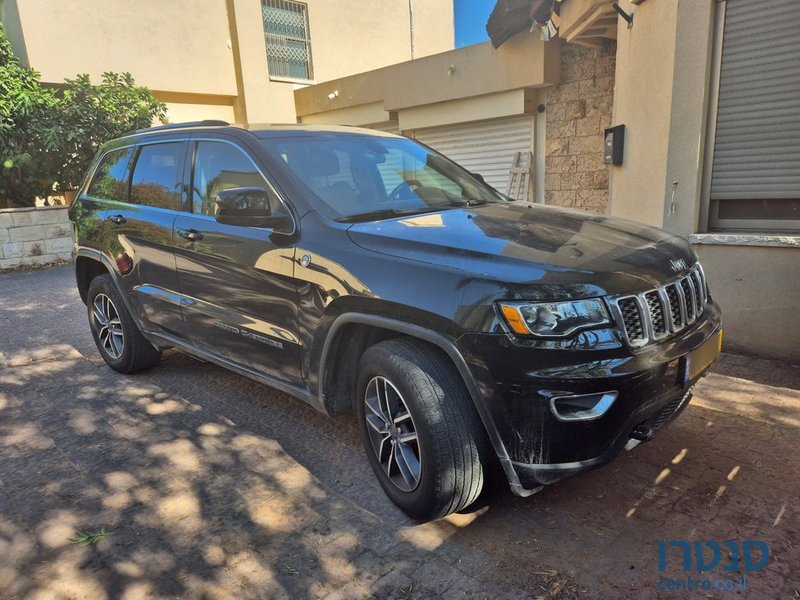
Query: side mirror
xmin=471 ymin=172 xmax=485 ymax=184
xmin=214 ymin=187 xmax=292 ymax=231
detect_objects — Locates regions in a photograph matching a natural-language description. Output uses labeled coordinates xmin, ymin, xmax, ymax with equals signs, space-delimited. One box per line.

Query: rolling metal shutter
xmin=368 ymin=122 xmax=400 ymax=135
xmin=366 ymin=122 xmax=404 ymax=192
xmin=412 ymin=116 xmax=534 ymax=196
xmin=709 ymin=0 xmax=800 ymax=230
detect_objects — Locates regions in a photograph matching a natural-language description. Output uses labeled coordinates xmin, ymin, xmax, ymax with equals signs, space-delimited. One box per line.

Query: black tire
xmin=456 ymin=458 xmax=507 ymax=514
xmin=356 ymin=338 xmax=489 ymax=521
xmin=87 ymin=274 xmax=161 ymax=374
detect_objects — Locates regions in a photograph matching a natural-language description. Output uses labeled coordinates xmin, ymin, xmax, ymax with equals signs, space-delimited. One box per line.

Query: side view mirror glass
xmin=214 ymin=187 xmax=292 ymax=231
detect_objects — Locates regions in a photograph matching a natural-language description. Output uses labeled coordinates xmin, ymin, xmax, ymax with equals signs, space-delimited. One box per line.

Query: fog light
xmin=549 ymin=391 xmax=618 ymax=422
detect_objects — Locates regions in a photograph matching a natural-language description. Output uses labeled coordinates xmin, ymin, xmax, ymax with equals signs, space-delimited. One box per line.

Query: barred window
xmin=262 ymin=0 xmax=313 ymax=82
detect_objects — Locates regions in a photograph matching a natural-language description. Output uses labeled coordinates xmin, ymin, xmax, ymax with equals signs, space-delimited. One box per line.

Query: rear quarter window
xmin=86 ymin=147 xmax=134 ymax=201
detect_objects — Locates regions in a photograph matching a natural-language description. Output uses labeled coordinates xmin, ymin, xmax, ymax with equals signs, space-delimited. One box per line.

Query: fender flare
xmin=319 ymin=312 xmax=532 ymax=495
xmin=74 ymin=247 xmax=121 ymax=294
xmin=75 ymin=246 xmax=116 ymax=267
xmin=73 ymin=247 xmax=149 ymax=337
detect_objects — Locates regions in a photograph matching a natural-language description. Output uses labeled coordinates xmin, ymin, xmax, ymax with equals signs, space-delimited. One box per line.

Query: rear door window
xmin=86 ymin=147 xmax=134 ymax=201
xmin=129 ymin=142 xmax=186 ymax=210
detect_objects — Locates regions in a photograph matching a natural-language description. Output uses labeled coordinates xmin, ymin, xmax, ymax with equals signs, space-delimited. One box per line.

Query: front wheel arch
xmin=317 ymin=313 xmax=522 ymax=494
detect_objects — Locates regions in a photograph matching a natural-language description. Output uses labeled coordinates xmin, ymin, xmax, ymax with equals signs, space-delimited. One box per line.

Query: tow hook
xmin=630 ymin=424 xmax=654 ymax=441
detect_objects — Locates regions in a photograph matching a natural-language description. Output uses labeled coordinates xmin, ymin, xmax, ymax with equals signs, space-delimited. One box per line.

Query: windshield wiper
xmin=336 ymin=207 xmax=443 ymax=223
xmin=460 ymin=198 xmax=489 ymax=206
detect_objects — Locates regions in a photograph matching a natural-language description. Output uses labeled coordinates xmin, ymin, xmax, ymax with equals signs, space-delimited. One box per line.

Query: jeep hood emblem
xmin=670 ymin=258 xmax=688 ymax=272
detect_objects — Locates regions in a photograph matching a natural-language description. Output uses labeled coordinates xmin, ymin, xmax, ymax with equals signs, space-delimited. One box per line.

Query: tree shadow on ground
xmin=0 ymin=268 xmax=798 ymax=598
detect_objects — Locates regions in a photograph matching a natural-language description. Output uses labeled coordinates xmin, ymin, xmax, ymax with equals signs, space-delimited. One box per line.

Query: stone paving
xmin=0 ymin=266 xmax=798 ymax=599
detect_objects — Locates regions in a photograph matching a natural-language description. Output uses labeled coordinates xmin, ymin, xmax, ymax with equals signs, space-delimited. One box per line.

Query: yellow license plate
xmin=683 ymin=330 xmax=722 ymax=385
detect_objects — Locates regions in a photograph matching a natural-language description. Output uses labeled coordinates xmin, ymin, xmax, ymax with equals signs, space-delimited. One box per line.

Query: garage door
xmin=365 ymin=122 xmax=405 ymax=192
xmin=411 ymin=116 xmax=534 ymax=197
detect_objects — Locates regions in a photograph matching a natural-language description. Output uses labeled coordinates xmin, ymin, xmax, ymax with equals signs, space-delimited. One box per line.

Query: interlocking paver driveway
xmin=0 ymin=266 xmax=798 ymax=599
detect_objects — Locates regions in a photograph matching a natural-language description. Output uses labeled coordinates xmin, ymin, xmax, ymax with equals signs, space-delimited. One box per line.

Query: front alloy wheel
xmin=356 ymin=338 xmax=489 ymax=521
xmin=364 ymin=376 xmax=421 ymax=492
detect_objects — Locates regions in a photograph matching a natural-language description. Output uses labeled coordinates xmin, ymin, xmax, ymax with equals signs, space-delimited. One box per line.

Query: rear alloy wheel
xmin=87 ymin=274 xmax=162 ymax=374
xmin=92 ymin=293 xmax=124 ymax=360
xmin=356 ymin=338 xmax=489 ymax=521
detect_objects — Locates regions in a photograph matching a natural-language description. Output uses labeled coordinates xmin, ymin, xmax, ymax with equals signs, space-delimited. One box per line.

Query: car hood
xmin=346 ymin=203 xmax=697 ymax=299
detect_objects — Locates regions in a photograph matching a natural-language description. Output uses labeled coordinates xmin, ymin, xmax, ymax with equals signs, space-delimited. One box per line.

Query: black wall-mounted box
xmin=604 ymin=124 xmax=625 ymax=166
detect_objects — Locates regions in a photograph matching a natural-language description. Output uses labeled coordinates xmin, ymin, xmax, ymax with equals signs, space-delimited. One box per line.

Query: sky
xmin=454 ymin=0 xmax=495 ymax=47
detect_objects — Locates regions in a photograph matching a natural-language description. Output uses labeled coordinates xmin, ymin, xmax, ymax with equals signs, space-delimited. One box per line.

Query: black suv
xmin=69 ymin=121 xmax=722 ymax=521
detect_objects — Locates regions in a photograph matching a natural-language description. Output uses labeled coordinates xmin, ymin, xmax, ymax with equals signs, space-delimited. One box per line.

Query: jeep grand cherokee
xmin=69 ymin=121 xmax=722 ymax=521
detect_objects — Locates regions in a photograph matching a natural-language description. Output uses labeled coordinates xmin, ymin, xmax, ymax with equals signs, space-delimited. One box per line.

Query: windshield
xmin=260 ymin=134 xmax=508 ymax=222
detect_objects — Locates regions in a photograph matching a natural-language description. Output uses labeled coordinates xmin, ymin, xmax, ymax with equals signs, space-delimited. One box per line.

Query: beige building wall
xmin=399 ymin=89 xmax=527 ymax=131
xmin=607 ymin=0 xmax=679 ymax=228
xmin=660 ymin=0 xmax=715 ymax=236
xmin=408 ymin=0 xmax=455 ymax=60
xmin=227 ymin=0 xmax=296 ymax=123
xmin=692 ymin=242 xmax=800 ymax=361
xmin=160 ymin=97 xmax=238 ymax=125
xmin=295 ymin=34 xmax=560 ymax=119
xmin=1 ymin=0 xmax=238 ymax=96
xmin=306 ymin=0 xmax=453 ymax=80
xmin=1 ymin=0 xmax=454 ymax=124
xmin=231 ymin=0 xmax=454 ymax=124
xmin=608 ymin=0 xmax=715 ymax=236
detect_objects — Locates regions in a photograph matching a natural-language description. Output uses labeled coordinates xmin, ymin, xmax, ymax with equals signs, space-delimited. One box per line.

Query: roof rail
xmin=125 ymin=119 xmax=230 ymax=136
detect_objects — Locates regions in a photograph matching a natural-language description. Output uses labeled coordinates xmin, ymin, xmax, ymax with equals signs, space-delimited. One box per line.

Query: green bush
xmin=0 ymin=24 xmax=165 ymax=206
xmin=0 ymin=23 xmax=56 ymax=204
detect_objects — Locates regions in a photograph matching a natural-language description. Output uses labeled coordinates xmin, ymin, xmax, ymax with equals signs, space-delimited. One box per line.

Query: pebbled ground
xmin=0 ymin=266 xmax=798 ymax=599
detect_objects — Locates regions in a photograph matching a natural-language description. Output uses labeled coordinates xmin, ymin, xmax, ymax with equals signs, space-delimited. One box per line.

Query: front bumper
xmin=459 ymin=301 xmax=722 ymax=494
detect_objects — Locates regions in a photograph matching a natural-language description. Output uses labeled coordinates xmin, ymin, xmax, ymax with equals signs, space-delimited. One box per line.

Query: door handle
xmin=107 ymin=214 xmax=126 ymax=225
xmin=177 ymin=228 xmax=203 ymax=242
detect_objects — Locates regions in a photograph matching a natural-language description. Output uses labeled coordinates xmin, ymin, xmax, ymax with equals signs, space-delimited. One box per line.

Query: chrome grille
xmin=617 ymin=297 xmax=645 ymax=344
xmin=690 ymin=270 xmax=704 ymax=310
xmin=665 ymin=284 xmax=682 ymax=329
xmin=680 ymin=278 xmax=695 ymax=321
xmin=612 ymin=264 xmax=709 ymax=347
xmin=644 ymin=291 xmax=667 ymax=336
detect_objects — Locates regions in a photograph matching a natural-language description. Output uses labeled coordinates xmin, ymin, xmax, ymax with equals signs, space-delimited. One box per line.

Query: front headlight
xmin=498 ymin=299 xmax=610 ymax=337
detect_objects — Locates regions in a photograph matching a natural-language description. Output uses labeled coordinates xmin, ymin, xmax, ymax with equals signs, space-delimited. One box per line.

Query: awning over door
xmin=486 ymin=0 xmax=552 ymax=47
